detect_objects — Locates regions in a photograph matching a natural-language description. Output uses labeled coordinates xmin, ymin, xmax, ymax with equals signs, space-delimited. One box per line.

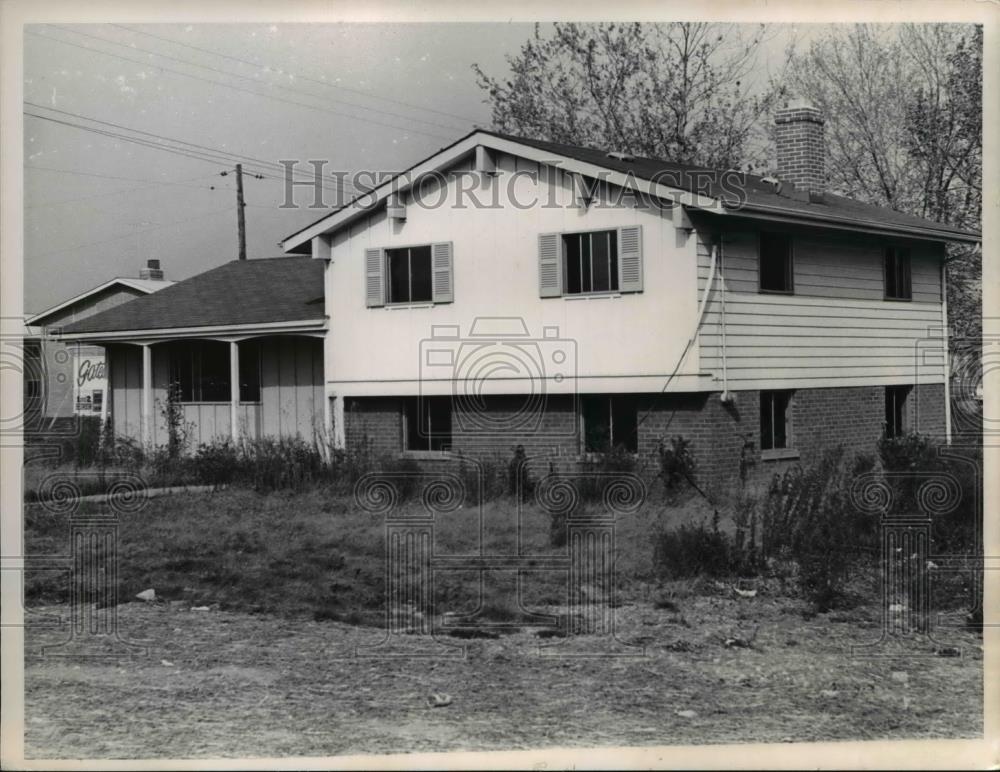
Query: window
xmin=563 ymin=230 xmax=619 ymax=295
xmin=238 ymin=341 xmax=262 ymax=402
xmin=386 ymin=246 xmax=433 ymax=304
xmin=404 ymin=396 xmax=452 ymax=452
xmin=884 ymin=246 xmax=912 ymax=300
xmin=885 ymin=385 xmax=911 ymax=438
xmin=759 ymin=232 xmax=793 ymax=293
xmin=581 ymin=395 xmax=638 ymax=453
xmin=168 ymin=341 xmax=231 ymax=402
xmin=760 ymin=390 xmax=792 ymax=451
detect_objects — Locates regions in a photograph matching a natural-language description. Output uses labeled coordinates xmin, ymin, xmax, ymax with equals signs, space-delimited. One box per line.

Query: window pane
xmin=582 ymin=395 xmax=612 ymax=452
xmin=760 ymin=233 xmax=792 ymax=292
xmin=410 ymin=246 xmax=433 ymax=302
xmin=610 ymin=395 xmax=638 ymax=453
xmin=592 ymin=230 xmax=611 ymax=292
xmin=404 ymin=396 xmax=424 ymax=450
xmin=386 ymin=248 xmax=411 ymax=304
xmin=564 ymin=234 xmax=582 ymax=294
xmin=760 ymin=392 xmax=774 ymax=451
xmin=239 ymin=341 xmax=261 ymax=402
xmin=773 ymin=391 xmax=788 ymax=449
xmin=427 ymin=396 xmax=452 ymax=451
xmin=199 ymin=341 xmax=231 ymax=402
xmin=885 ymin=248 xmax=898 ymax=298
xmin=580 ymin=232 xmax=593 ymax=292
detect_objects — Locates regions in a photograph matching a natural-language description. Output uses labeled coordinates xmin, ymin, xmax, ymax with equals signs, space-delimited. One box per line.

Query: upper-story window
xmin=884 ymin=246 xmax=912 ymax=300
xmin=386 ymin=246 xmax=433 ymax=304
xmin=539 ymin=225 xmax=643 ymax=298
xmin=759 ymin=232 xmax=793 ymax=293
xmin=563 ymin=230 xmax=618 ymax=294
xmin=365 ymin=243 xmax=454 ymax=308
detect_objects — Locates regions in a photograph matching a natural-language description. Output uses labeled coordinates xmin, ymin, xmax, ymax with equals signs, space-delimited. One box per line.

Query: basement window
xmin=386 ymin=246 xmax=433 ymax=304
xmin=403 ymin=396 xmax=452 ymax=452
xmin=885 ymin=385 xmax=911 ymax=438
xmin=564 ymin=230 xmax=619 ymax=295
xmin=884 ymin=246 xmax=912 ymax=300
xmin=760 ymin=390 xmax=793 ymax=452
xmin=581 ymin=395 xmax=638 ymax=453
xmin=759 ymin=232 xmax=793 ymax=293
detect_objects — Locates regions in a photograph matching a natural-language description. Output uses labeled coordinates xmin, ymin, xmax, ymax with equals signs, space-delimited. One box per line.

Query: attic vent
xmin=606 ymin=151 xmax=634 ymax=162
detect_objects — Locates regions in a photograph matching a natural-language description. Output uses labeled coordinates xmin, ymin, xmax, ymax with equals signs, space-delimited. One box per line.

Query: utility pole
xmin=235 ymin=163 xmax=247 ymax=260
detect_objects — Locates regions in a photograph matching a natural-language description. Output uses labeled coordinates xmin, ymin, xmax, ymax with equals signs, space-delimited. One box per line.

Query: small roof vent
xmin=606 ymin=151 xmax=634 ymax=162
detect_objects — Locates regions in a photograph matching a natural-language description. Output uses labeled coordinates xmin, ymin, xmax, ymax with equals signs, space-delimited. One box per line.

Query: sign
xmin=73 ymin=352 xmax=107 ymax=415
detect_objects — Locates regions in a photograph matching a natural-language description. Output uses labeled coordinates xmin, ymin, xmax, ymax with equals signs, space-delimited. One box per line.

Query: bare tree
xmin=474 ymin=23 xmax=780 ymax=170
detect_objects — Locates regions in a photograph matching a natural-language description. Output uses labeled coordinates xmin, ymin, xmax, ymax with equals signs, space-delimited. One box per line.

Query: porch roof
xmin=60 ymin=257 xmax=325 ymax=338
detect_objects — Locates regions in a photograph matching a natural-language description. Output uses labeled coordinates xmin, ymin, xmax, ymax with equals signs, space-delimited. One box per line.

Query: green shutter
xmin=538 ymin=232 xmax=562 ymax=297
xmin=618 ymin=225 xmax=643 ymax=293
xmin=365 ymin=247 xmax=384 ymax=307
xmin=431 ymin=242 xmax=454 ymax=303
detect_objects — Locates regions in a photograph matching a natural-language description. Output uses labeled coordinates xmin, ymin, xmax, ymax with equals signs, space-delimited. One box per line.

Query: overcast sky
xmin=23 ymin=22 xmax=807 ymax=314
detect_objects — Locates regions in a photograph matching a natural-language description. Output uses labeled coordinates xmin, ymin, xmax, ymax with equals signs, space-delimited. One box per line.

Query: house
xmin=60 ymin=257 xmax=326 ymax=447
xmin=59 ymin=100 xmax=979 ymax=486
xmin=24 ymin=259 xmax=172 ymax=426
xmin=277 ymin=99 xmax=977 ymax=484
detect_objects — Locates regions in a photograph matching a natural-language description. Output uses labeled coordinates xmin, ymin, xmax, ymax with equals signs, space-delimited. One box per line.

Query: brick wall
xmin=343 ymin=383 xmax=948 ymax=491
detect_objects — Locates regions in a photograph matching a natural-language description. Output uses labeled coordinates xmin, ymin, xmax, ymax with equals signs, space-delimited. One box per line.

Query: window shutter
xmin=364 ymin=247 xmax=384 ymax=307
xmin=431 ymin=241 xmax=454 ymax=303
xmin=618 ymin=225 xmax=643 ymax=293
xmin=538 ymin=232 xmax=562 ymax=297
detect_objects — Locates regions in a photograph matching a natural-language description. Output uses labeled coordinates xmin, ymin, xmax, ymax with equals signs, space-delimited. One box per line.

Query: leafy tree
xmin=474 ymin=22 xmax=780 ymax=170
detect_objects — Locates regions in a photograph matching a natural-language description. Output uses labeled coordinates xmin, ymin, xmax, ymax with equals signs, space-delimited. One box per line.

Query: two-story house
xmin=62 ymin=101 xmax=979 ymax=486
xmin=279 ymin=100 xmax=977 ymax=483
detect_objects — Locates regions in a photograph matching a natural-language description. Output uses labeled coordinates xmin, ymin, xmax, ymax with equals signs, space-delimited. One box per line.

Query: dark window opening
xmin=386 ymin=246 xmax=433 ymax=304
xmin=885 ymin=385 xmax=911 ymax=438
xmin=168 ymin=340 xmax=231 ymax=402
xmin=760 ymin=390 xmax=792 ymax=451
xmin=404 ymin=396 xmax=452 ymax=451
xmin=564 ymin=230 xmax=618 ymax=295
xmin=582 ymin=394 xmax=638 ymax=453
xmin=884 ymin=246 xmax=912 ymax=300
xmin=759 ymin=232 xmax=793 ymax=293
xmin=238 ymin=341 xmax=262 ymax=402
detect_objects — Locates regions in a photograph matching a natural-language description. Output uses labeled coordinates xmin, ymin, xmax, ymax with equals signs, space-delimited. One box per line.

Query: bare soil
xmin=23 ymin=594 xmax=983 ymax=759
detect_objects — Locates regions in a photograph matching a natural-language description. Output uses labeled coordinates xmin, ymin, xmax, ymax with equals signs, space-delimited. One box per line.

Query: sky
xmin=22 ymin=22 xmax=808 ymax=314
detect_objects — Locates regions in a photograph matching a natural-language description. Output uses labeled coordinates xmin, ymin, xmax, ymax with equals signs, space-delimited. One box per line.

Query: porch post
xmin=141 ymin=344 xmax=152 ymax=448
xmin=99 ymin=346 xmax=110 ymax=429
xmin=230 ymin=340 xmax=240 ymax=442
xmin=331 ymin=393 xmax=345 ymax=449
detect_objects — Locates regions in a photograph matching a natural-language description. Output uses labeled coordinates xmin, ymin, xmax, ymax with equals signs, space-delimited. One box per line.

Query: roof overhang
xmin=280 ymin=131 xmax=721 ymax=253
xmin=55 ymin=317 xmax=327 ymax=344
xmin=723 ymin=202 xmax=981 ymax=245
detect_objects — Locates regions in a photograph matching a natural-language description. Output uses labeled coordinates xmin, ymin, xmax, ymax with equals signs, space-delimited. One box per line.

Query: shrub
xmin=653 ymin=520 xmax=738 ymax=579
xmin=577 ymin=445 xmax=638 ymax=501
xmin=656 ymin=435 xmax=696 ymax=494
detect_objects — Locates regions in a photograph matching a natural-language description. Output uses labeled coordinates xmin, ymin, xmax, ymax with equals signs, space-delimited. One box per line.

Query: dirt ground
xmin=23 ymin=593 xmax=983 ymax=759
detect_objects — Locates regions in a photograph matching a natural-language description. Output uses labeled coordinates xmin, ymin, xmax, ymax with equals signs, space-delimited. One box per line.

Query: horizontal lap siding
xmin=697 ymin=230 xmax=947 ymax=389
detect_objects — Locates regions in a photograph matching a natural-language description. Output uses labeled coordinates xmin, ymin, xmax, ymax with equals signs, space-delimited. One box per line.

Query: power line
xmin=108 ymin=22 xmax=484 ymax=126
xmin=27 ymin=206 xmax=235 ymax=259
xmin=24 ymin=108 xmax=358 ymax=202
xmin=26 ymin=29 xmax=457 ymax=141
xmin=26 ymin=164 xmax=221 ymax=187
xmin=47 ymin=23 xmax=474 ymax=135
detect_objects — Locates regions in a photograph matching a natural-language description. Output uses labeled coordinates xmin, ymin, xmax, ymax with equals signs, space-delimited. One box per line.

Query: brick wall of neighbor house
xmin=344 ymin=384 xmax=946 ymax=489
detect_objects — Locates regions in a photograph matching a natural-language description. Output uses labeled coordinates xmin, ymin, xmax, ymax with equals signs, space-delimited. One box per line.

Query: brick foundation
xmin=342 ymin=383 xmax=947 ymax=492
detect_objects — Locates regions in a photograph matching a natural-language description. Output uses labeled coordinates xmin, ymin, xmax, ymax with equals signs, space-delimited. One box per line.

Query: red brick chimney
xmin=775 ymin=98 xmax=825 ymax=197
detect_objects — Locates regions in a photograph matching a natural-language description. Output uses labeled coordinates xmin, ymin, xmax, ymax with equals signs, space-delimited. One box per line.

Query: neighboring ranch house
xmin=60 ymin=101 xmax=979 ymax=485
xmin=25 ymin=260 xmax=172 ymax=424
xmin=61 ymin=257 xmax=326 ymax=447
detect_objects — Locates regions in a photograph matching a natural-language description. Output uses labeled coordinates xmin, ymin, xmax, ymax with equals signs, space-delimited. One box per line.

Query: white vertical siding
xmin=696 ymin=229 xmax=947 ymax=389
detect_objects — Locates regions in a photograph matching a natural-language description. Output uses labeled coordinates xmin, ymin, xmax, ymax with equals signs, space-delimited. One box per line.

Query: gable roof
xmin=27 ymin=277 xmax=174 ymax=327
xmin=281 ymin=129 xmax=980 ymax=251
xmin=61 ymin=257 xmax=325 ymax=337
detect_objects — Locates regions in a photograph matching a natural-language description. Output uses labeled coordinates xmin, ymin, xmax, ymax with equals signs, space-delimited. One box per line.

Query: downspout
xmin=719 ymin=235 xmax=731 ymax=404
xmin=941 ymin=258 xmax=952 ymax=444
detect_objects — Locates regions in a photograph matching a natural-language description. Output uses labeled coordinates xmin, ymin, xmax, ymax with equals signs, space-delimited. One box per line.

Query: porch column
xmin=230 ymin=340 xmax=240 ymax=442
xmin=331 ymin=393 xmax=345 ymax=449
xmin=141 ymin=344 xmax=152 ymax=448
xmin=99 ymin=347 xmax=110 ymax=429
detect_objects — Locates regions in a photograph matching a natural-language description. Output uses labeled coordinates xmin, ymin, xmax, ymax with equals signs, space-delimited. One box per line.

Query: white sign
xmin=73 ymin=352 xmax=106 ymax=415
